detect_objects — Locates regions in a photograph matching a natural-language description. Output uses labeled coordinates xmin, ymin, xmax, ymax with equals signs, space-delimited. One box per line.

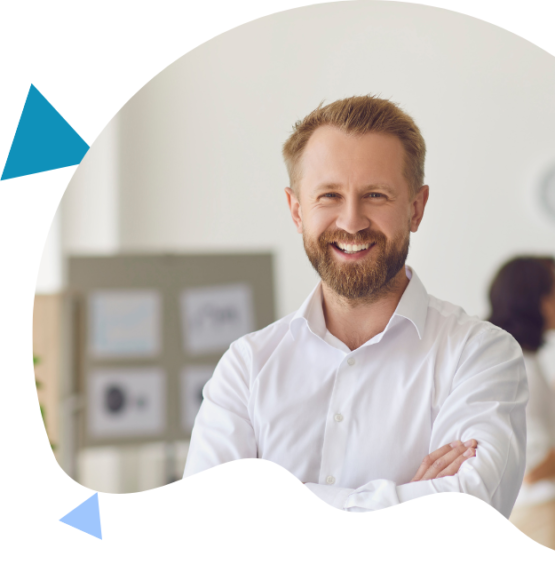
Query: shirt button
xmin=334 ymin=413 xmax=344 ymax=422
xmin=347 ymin=358 xmax=355 ymax=366
xmin=326 ymin=475 xmax=335 ymax=485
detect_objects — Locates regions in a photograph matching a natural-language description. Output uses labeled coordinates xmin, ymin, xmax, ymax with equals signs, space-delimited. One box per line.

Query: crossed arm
xmin=302 ymin=439 xmax=483 ymax=513
xmin=305 ymin=441 xmax=477 ymax=484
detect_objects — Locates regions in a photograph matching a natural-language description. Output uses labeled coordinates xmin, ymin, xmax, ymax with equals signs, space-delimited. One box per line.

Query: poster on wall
xmin=180 ymin=283 xmax=254 ymax=354
xmin=87 ymin=367 xmax=166 ymax=439
xmin=180 ymin=365 xmax=216 ymax=433
xmin=88 ymin=290 xmax=161 ymax=358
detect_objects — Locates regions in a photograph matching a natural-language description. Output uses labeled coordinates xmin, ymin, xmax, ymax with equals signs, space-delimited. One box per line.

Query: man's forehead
xmin=299 ymin=126 xmax=407 ymax=181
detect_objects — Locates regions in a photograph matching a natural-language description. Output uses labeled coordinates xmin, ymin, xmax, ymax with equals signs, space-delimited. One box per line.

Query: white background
xmin=3 ymin=1 xmax=555 ymax=562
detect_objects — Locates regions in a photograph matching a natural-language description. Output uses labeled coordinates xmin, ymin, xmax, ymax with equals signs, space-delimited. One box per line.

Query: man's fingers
xmin=410 ymin=462 xmax=429 ymax=483
xmin=410 ymin=443 xmax=454 ymax=482
xmin=460 ymin=439 xmax=478 ymax=449
xmin=421 ymin=442 xmax=469 ymax=480
xmin=437 ymin=448 xmax=476 ymax=478
xmin=411 ymin=439 xmax=478 ymax=482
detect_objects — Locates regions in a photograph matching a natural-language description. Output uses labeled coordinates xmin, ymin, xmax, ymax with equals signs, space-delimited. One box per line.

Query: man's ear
xmin=410 ymin=185 xmax=429 ymax=233
xmin=285 ymin=187 xmax=303 ymax=234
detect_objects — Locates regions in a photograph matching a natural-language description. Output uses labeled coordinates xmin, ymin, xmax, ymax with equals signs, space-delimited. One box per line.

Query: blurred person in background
xmin=488 ymin=256 xmax=555 ymax=548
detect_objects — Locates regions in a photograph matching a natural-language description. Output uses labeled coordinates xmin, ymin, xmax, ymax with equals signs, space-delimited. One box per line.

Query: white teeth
xmin=336 ymin=242 xmax=370 ymax=254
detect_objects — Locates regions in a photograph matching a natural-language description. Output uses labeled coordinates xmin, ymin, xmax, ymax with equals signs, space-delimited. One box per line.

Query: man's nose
xmin=335 ymin=199 xmax=370 ymax=234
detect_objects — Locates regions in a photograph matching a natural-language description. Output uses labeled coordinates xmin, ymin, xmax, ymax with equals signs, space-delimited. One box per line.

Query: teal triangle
xmin=60 ymin=493 xmax=102 ymax=539
xmin=1 ymin=84 xmax=89 ymax=180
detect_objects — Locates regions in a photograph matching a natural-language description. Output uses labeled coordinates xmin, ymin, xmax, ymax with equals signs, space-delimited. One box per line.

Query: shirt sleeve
xmin=305 ymin=327 xmax=528 ymax=518
xmin=183 ymin=339 xmax=257 ymax=477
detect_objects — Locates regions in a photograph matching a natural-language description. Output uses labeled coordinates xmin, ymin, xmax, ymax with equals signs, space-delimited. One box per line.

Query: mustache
xmin=318 ymin=228 xmax=387 ymax=246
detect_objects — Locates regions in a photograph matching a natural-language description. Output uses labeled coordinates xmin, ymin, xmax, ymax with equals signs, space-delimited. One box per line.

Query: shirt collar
xmin=289 ymin=283 xmax=327 ymax=341
xmin=393 ymin=266 xmax=428 ymax=340
xmin=289 ymin=266 xmax=429 ymax=342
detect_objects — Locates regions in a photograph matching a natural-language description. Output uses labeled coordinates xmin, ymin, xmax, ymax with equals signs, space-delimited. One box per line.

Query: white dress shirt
xmin=184 ymin=267 xmax=527 ymax=518
xmin=514 ymin=352 xmax=555 ymax=507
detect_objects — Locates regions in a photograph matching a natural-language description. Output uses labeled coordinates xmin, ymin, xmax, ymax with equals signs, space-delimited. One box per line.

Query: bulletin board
xmin=66 ymin=253 xmax=275 ymax=449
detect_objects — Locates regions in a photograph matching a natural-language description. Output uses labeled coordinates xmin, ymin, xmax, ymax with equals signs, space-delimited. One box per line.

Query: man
xmin=184 ymin=95 xmax=527 ymax=517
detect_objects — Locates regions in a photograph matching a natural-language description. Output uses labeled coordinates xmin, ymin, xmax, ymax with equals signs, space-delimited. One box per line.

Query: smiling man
xmin=184 ymin=96 xmax=527 ymax=517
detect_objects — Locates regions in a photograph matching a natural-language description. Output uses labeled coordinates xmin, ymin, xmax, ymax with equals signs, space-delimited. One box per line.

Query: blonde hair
xmin=282 ymin=95 xmax=426 ymax=196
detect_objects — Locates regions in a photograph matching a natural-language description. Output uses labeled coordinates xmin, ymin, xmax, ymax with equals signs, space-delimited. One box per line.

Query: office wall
xmin=62 ymin=115 xmax=120 ymax=257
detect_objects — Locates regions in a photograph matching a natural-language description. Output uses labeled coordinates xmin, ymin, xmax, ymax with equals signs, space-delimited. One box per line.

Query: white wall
xmin=37 ymin=114 xmax=120 ymax=292
xmin=61 ymin=114 xmax=120 ymax=257
xmin=90 ymin=1 xmax=555 ymax=319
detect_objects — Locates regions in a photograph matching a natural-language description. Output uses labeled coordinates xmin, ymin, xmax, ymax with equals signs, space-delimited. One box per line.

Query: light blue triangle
xmin=1 ymin=84 xmax=89 ymax=180
xmin=60 ymin=493 xmax=102 ymax=539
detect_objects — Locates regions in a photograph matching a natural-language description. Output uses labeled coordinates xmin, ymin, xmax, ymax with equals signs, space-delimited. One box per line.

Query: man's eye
xmin=322 ymin=193 xmax=339 ymax=198
xmin=368 ymin=193 xmax=385 ymax=198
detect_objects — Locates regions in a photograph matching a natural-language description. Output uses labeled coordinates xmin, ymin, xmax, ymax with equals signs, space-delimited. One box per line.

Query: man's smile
xmin=331 ymin=241 xmax=376 ymax=259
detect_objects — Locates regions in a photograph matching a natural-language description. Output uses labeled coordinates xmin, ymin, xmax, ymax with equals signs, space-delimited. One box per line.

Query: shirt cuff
xmin=344 ymin=479 xmax=401 ymax=511
xmin=304 ymin=483 xmax=353 ymax=510
xmin=396 ymin=478 xmax=439 ymax=503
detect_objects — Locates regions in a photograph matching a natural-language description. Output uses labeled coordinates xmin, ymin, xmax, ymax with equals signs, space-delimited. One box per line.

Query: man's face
xmin=286 ymin=126 xmax=429 ymax=302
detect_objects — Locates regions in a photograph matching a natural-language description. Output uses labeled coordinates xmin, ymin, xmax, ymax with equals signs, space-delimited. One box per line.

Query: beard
xmin=303 ymin=226 xmax=410 ymax=302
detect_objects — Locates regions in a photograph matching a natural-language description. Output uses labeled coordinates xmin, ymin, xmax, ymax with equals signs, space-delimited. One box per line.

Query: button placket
xmin=319 ymin=354 xmax=356 ymax=486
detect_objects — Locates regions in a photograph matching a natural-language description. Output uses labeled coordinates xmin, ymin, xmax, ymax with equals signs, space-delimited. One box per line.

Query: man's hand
xmin=410 ymin=440 xmax=477 ymax=482
xmin=524 ymin=448 xmax=555 ymax=484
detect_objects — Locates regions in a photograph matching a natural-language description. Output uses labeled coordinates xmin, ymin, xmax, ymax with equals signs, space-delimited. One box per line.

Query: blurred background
xmin=33 ymin=1 xmax=555 ymax=495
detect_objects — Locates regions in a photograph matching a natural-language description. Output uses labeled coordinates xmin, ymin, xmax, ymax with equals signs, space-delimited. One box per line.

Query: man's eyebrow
xmin=313 ymin=183 xmax=396 ymax=194
xmin=313 ymin=183 xmax=343 ymax=192
xmin=365 ymin=183 xmax=396 ymax=195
